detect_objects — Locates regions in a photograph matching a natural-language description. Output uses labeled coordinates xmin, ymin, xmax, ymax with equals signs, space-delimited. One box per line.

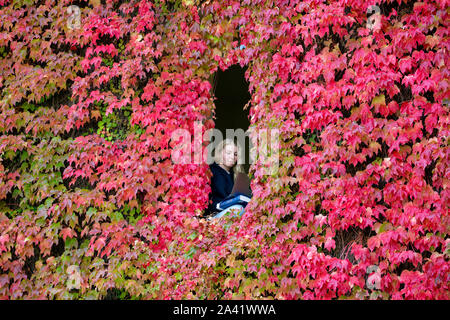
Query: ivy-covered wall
xmin=0 ymin=0 xmax=448 ymax=299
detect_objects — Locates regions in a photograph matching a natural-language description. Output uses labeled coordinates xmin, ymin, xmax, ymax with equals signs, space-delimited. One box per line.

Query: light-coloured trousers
xmin=209 ymin=204 xmax=245 ymax=219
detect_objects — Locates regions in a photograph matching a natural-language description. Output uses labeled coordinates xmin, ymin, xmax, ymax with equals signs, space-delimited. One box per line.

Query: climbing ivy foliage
xmin=0 ymin=0 xmax=448 ymax=299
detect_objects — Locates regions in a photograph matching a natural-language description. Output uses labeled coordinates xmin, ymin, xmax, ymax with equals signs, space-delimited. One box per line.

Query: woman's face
xmin=222 ymin=144 xmax=238 ymax=168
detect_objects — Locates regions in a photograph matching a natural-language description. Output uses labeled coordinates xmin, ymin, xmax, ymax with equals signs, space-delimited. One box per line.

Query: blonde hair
xmin=213 ymin=138 xmax=245 ymax=181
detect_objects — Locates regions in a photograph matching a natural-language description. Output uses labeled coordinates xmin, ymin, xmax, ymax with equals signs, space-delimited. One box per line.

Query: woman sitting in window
xmin=206 ymin=138 xmax=247 ymax=218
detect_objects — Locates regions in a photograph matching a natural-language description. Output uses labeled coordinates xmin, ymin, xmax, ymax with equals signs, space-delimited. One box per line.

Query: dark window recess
xmin=210 ymin=65 xmax=251 ymax=173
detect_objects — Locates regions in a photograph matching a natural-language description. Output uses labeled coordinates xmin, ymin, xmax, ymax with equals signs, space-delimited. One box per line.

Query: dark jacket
xmin=206 ymin=162 xmax=234 ymax=215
